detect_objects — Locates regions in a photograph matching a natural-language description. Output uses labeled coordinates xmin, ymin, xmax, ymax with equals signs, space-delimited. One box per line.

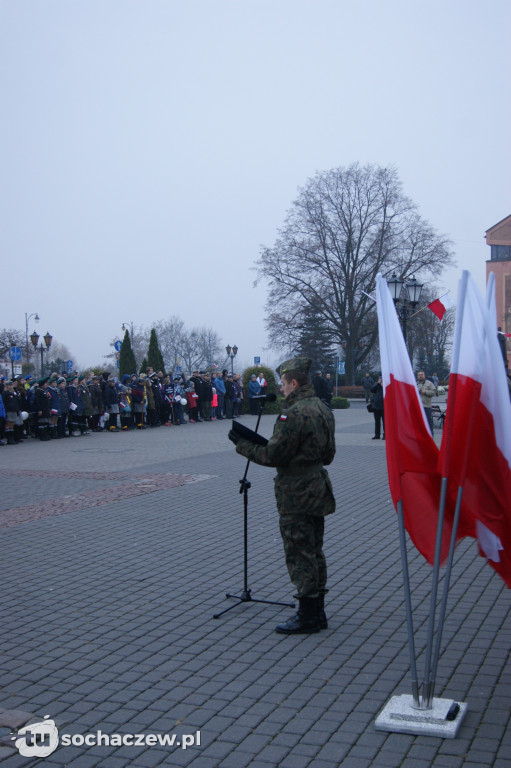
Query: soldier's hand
xmin=228 ymin=429 xmax=240 ymax=445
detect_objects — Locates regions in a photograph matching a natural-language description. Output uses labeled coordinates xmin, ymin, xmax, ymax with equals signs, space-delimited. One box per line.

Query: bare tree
xmin=257 ymin=163 xmax=454 ymax=383
xmin=0 ymin=328 xmax=25 ymax=356
xmin=153 ymin=318 xmax=221 ymax=373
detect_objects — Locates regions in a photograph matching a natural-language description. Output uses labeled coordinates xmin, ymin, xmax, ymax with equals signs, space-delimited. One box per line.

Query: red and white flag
xmin=376 ymin=274 xmax=457 ymax=564
xmin=427 ymin=292 xmax=454 ymax=321
xmin=439 ymin=271 xmax=511 ymax=586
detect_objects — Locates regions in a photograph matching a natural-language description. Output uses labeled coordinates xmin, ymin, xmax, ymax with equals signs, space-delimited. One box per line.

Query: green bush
xmin=331 ymin=396 xmax=350 ymax=409
xmin=242 ymin=364 xmax=281 ymax=414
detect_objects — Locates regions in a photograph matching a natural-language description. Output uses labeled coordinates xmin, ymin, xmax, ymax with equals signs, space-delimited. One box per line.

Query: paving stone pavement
xmin=0 ymin=404 xmax=510 ymax=767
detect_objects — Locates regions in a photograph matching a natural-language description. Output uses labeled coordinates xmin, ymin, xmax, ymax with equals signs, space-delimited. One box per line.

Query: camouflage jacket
xmin=235 ymin=384 xmax=336 ymax=516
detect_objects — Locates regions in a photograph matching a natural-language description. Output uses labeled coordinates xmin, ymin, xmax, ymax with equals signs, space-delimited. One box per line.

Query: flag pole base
xmin=375 ymin=694 xmax=467 ymax=738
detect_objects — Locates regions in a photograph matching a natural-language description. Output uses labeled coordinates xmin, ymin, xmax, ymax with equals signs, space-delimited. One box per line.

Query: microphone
xmin=251 ymin=393 xmax=277 ymax=402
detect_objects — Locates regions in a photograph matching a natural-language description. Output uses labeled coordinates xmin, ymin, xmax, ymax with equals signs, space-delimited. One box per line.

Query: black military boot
xmin=318 ymin=593 xmax=328 ymax=630
xmin=276 ymin=597 xmax=320 ymax=635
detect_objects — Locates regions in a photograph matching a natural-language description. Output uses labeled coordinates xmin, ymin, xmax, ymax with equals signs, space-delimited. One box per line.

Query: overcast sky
xmin=1 ymin=0 xmax=510 ymax=371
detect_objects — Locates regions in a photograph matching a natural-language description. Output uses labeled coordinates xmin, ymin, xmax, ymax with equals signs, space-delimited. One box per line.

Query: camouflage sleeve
xmin=235 ymin=414 xmax=301 ymax=467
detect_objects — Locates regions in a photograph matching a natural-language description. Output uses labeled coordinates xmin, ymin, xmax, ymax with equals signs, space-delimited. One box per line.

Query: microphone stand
xmin=213 ymin=397 xmax=295 ymax=619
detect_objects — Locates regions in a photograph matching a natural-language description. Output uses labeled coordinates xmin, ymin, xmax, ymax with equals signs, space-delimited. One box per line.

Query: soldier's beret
xmin=277 ymin=357 xmax=312 ymax=376
xmin=37 ymin=376 xmax=50 ymax=385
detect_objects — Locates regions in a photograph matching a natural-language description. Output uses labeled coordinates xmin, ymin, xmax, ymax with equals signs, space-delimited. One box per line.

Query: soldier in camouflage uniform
xmin=228 ymin=357 xmax=336 ymax=634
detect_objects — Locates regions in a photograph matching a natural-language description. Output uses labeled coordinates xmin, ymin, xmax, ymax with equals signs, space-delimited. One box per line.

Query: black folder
xmin=232 ymin=420 xmax=269 ymax=446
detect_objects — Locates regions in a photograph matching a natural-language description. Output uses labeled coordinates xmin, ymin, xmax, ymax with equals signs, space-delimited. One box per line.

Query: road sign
xmin=114 ymin=340 xmax=122 ymax=352
xmin=66 ymin=360 xmax=73 ymax=372
xmin=338 ymin=361 xmax=345 ymax=374
xmin=254 ymin=356 xmax=260 ymax=365
xmin=9 ymin=346 xmax=22 ymax=361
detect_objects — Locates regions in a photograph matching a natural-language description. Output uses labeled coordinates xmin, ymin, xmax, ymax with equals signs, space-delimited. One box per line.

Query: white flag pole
xmin=396 ymin=499 xmax=420 ymax=706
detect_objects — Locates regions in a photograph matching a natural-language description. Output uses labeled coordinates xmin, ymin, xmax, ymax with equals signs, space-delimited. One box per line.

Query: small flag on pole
xmin=427 ymin=292 xmax=454 ymax=321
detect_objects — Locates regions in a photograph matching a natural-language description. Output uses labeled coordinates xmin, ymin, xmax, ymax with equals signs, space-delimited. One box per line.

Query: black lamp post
xmin=30 ymin=331 xmax=40 ymax=374
xmin=387 ymin=274 xmax=423 ymax=342
xmin=225 ymin=344 xmax=238 ymax=375
xmin=32 ymin=331 xmax=52 ymax=376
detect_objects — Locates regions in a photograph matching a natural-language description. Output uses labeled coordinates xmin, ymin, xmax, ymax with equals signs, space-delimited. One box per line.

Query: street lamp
xmin=121 ymin=321 xmax=134 ymax=339
xmin=32 ymin=331 xmax=52 ymax=376
xmin=225 ymin=344 xmax=238 ymax=375
xmin=387 ymin=274 xmax=423 ymax=342
xmin=25 ymin=312 xmax=40 ymax=366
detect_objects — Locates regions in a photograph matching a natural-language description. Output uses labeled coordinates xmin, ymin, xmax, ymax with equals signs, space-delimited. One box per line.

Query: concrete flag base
xmin=375 ymin=694 xmax=467 ymax=738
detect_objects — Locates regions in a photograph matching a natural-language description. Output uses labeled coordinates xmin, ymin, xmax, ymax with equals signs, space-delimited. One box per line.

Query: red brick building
xmin=486 ymin=214 xmax=511 ymax=369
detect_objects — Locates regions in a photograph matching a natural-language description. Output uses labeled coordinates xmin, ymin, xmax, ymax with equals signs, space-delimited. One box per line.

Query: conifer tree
xmin=118 ymin=330 xmax=137 ymax=378
xmin=139 ymin=356 xmax=148 ymax=375
xmin=147 ymin=328 xmax=165 ymax=372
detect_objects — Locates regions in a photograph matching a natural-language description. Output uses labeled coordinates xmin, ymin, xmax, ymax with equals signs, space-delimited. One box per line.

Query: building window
xmin=491 ymin=245 xmax=511 ymax=261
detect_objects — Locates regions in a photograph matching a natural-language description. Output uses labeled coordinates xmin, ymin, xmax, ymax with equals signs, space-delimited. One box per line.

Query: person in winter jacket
xmin=2 ymin=380 xmax=21 ymax=444
xmin=132 ymin=378 xmax=146 ymax=428
xmin=67 ymin=375 xmax=84 ymax=436
xmin=104 ymin=378 xmax=120 ymax=431
xmin=57 ymin=377 xmax=70 ymax=437
xmin=211 ymin=373 xmax=225 ymax=419
xmin=248 ymin=374 xmax=261 ymax=415
xmin=370 ymin=377 xmax=384 ymax=440
xmin=34 ymin=377 xmax=52 ymax=441
xmin=186 ymin=384 xmax=199 ymax=423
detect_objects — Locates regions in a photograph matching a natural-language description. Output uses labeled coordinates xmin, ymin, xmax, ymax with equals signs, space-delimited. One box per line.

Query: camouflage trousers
xmin=278 ymin=513 xmax=326 ymax=599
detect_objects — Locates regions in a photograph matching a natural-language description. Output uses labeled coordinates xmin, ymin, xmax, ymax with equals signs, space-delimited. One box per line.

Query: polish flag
xmin=439 ymin=271 xmax=511 ymax=586
xmin=428 ymin=292 xmax=455 ymax=321
xmin=376 ymin=275 xmax=458 ymax=564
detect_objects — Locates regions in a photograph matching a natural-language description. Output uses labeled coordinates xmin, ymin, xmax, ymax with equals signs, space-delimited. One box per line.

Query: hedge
xmin=331 ymin=397 xmax=350 ymax=409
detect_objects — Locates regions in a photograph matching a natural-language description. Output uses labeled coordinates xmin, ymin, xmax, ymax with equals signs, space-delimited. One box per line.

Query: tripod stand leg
xmin=213 ymin=590 xmax=294 ymax=620
xmin=213 ymin=465 xmax=295 ymax=621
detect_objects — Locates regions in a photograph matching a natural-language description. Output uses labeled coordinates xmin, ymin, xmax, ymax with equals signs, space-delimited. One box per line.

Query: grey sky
xmin=1 ymin=0 xmax=510 ymax=371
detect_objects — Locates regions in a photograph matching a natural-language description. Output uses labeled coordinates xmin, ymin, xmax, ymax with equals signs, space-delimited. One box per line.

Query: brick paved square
xmin=1 ymin=407 xmax=510 ymax=766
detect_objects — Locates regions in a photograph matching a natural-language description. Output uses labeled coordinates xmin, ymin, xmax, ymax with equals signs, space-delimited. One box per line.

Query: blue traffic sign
xmin=66 ymin=360 xmax=74 ymax=372
xmin=254 ymin=356 xmax=261 ymax=365
xmin=9 ymin=346 xmax=22 ymax=361
xmin=114 ymin=340 xmax=122 ymax=352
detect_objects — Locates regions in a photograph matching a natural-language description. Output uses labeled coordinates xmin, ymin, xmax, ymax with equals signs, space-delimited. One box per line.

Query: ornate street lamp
xmin=33 ymin=331 xmax=53 ymax=376
xmin=225 ymin=344 xmax=238 ymax=375
xmin=387 ymin=273 xmax=423 ymax=342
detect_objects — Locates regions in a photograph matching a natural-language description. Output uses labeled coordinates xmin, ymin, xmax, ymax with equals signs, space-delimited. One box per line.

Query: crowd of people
xmin=0 ymin=368 xmax=273 ymax=446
